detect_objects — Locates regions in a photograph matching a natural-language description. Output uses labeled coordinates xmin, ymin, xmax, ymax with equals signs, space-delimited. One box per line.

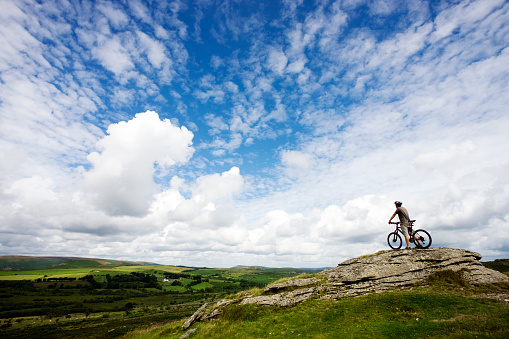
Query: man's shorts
xmin=400 ymin=223 xmax=410 ymax=238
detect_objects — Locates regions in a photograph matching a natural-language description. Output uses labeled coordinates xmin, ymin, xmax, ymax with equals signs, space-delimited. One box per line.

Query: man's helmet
xmin=394 ymin=201 xmax=403 ymax=207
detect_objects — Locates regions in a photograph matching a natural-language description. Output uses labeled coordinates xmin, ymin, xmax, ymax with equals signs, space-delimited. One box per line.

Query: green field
xmin=0 ymin=256 xmax=318 ymax=338
xmin=0 ymin=268 xmax=92 ymax=280
xmin=0 ymin=256 xmax=156 ymax=271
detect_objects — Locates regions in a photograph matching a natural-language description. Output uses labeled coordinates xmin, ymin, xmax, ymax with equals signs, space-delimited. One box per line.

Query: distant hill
xmin=0 ymin=255 xmax=157 ymax=271
xmin=482 ymin=259 xmax=509 ymax=275
xmin=230 ymin=265 xmax=326 ymax=274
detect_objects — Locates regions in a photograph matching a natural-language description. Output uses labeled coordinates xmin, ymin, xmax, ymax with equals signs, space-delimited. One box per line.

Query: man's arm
xmin=388 ymin=211 xmax=397 ymax=224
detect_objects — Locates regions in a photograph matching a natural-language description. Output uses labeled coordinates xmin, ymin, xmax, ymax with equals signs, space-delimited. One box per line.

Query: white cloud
xmin=286 ymin=59 xmax=306 ymax=73
xmin=97 ymin=3 xmax=130 ymax=30
xmin=267 ymin=48 xmax=288 ymax=75
xmin=412 ymin=141 xmax=476 ymax=171
xmin=224 ymin=81 xmax=239 ymax=94
xmin=6 ymin=175 xmax=58 ymax=206
xmin=137 ymin=31 xmax=168 ymax=68
xmin=128 ymin=0 xmax=150 ymax=22
xmin=92 ymin=36 xmax=134 ymax=75
xmin=84 ymin=111 xmax=194 ymax=216
xmin=280 ymin=150 xmax=314 ymax=178
xmin=193 ymin=166 xmax=243 ymax=203
xmin=431 ymin=0 xmax=505 ymax=42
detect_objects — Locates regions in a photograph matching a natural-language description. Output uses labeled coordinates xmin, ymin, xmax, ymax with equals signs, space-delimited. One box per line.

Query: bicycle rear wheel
xmin=413 ymin=229 xmax=432 ymax=249
xmin=387 ymin=231 xmax=402 ymax=249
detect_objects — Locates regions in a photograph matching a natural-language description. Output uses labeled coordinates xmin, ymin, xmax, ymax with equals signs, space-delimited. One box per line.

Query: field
xmin=0 ymin=256 xmax=320 ymax=338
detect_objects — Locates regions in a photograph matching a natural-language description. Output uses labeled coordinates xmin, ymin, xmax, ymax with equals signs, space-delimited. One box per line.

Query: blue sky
xmin=1 ymin=0 xmax=508 ymax=267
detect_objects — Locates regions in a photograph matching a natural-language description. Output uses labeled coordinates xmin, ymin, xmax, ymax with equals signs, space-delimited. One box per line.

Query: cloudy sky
xmin=1 ymin=0 xmax=508 ymax=268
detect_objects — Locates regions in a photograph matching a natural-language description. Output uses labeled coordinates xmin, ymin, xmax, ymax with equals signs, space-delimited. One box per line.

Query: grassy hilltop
xmin=127 ymin=287 xmax=509 ymax=338
xmin=125 ymin=260 xmax=509 ymax=339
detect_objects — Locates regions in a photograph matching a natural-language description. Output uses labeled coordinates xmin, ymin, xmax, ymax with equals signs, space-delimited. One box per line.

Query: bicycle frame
xmin=390 ymin=222 xmax=416 ymax=240
xmin=387 ymin=220 xmax=431 ymax=249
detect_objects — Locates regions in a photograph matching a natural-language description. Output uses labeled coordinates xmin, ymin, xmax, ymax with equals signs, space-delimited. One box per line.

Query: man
xmin=388 ymin=201 xmax=412 ymax=249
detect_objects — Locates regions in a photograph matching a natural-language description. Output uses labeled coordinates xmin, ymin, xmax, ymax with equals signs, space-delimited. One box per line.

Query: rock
xmin=180 ymin=328 xmax=196 ymax=339
xmin=241 ymin=287 xmax=318 ymax=307
xmin=320 ymin=247 xmax=509 ymax=299
xmin=181 ymin=247 xmax=509 ymax=330
xmin=200 ymin=299 xmax=239 ymax=321
xmin=264 ymin=277 xmax=321 ymax=293
xmin=182 ymin=302 xmax=209 ymax=330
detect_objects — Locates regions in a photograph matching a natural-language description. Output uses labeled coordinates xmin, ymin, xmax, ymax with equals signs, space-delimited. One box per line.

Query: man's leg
xmin=414 ymin=234 xmax=422 ymax=247
xmin=401 ymin=224 xmax=411 ymax=249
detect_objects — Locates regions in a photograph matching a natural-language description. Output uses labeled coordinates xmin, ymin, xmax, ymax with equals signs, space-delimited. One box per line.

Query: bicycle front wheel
xmin=413 ymin=229 xmax=432 ymax=249
xmin=387 ymin=231 xmax=402 ymax=249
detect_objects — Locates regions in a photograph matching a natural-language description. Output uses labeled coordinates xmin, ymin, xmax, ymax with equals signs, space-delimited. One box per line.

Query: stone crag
xmin=181 ymin=247 xmax=509 ymax=332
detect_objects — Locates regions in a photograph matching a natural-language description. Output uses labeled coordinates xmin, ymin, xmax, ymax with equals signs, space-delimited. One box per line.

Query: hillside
xmin=132 ymin=247 xmax=509 ymax=339
xmin=0 ymin=255 xmax=157 ymax=271
xmin=0 ymin=250 xmax=508 ymax=338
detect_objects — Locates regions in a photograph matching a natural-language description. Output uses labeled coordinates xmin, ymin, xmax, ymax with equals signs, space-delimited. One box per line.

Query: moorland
xmin=0 ymin=255 xmax=321 ymax=338
xmin=1 ymin=255 xmax=508 ymax=338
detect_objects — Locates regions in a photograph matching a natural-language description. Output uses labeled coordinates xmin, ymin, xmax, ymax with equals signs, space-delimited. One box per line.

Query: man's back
xmin=396 ymin=206 xmax=410 ymax=224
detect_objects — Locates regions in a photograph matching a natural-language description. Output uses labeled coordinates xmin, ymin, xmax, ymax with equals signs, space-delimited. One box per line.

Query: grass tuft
xmin=221 ymin=304 xmax=261 ymax=322
xmin=427 ymin=269 xmax=470 ymax=288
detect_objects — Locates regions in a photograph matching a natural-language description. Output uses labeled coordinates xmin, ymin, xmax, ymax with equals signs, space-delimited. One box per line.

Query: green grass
xmin=483 ymin=261 xmax=509 ymax=276
xmin=124 ymin=287 xmax=509 ymax=339
xmin=0 ymin=268 xmax=92 ymax=280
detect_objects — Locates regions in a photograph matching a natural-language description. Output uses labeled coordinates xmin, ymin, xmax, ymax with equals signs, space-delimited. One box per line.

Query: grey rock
xmin=263 ymin=277 xmax=321 ymax=293
xmin=180 ymin=328 xmax=196 ymax=339
xmin=320 ymin=247 xmax=508 ymax=300
xmin=182 ymin=302 xmax=209 ymax=330
xmin=241 ymin=287 xmax=318 ymax=307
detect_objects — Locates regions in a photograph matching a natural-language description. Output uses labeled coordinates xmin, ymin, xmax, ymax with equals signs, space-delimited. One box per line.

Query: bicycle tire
xmin=387 ymin=231 xmax=402 ymax=249
xmin=413 ymin=229 xmax=432 ymax=249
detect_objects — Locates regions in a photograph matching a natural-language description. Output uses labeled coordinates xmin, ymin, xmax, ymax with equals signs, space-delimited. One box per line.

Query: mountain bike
xmin=387 ymin=220 xmax=432 ymax=249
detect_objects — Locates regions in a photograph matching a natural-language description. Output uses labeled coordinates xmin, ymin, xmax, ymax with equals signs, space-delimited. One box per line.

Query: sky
xmin=0 ymin=0 xmax=508 ymax=268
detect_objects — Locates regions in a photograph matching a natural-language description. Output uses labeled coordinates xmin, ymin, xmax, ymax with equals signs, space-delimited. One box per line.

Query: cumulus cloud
xmin=171 ymin=167 xmax=244 ymax=228
xmin=84 ymin=111 xmax=194 ymax=216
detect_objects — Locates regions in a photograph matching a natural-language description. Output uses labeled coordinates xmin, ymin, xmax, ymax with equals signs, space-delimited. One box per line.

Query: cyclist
xmin=388 ymin=201 xmax=412 ymax=249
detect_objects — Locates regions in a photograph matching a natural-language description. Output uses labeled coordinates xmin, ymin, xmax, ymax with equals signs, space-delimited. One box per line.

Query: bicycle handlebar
xmin=389 ymin=220 xmax=416 ymax=225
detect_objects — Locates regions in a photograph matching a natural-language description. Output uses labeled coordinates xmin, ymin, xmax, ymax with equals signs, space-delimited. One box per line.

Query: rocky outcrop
xmin=181 ymin=247 xmax=509 ymax=330
xmin=320 ymin=247 xmax=509 ymax=300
